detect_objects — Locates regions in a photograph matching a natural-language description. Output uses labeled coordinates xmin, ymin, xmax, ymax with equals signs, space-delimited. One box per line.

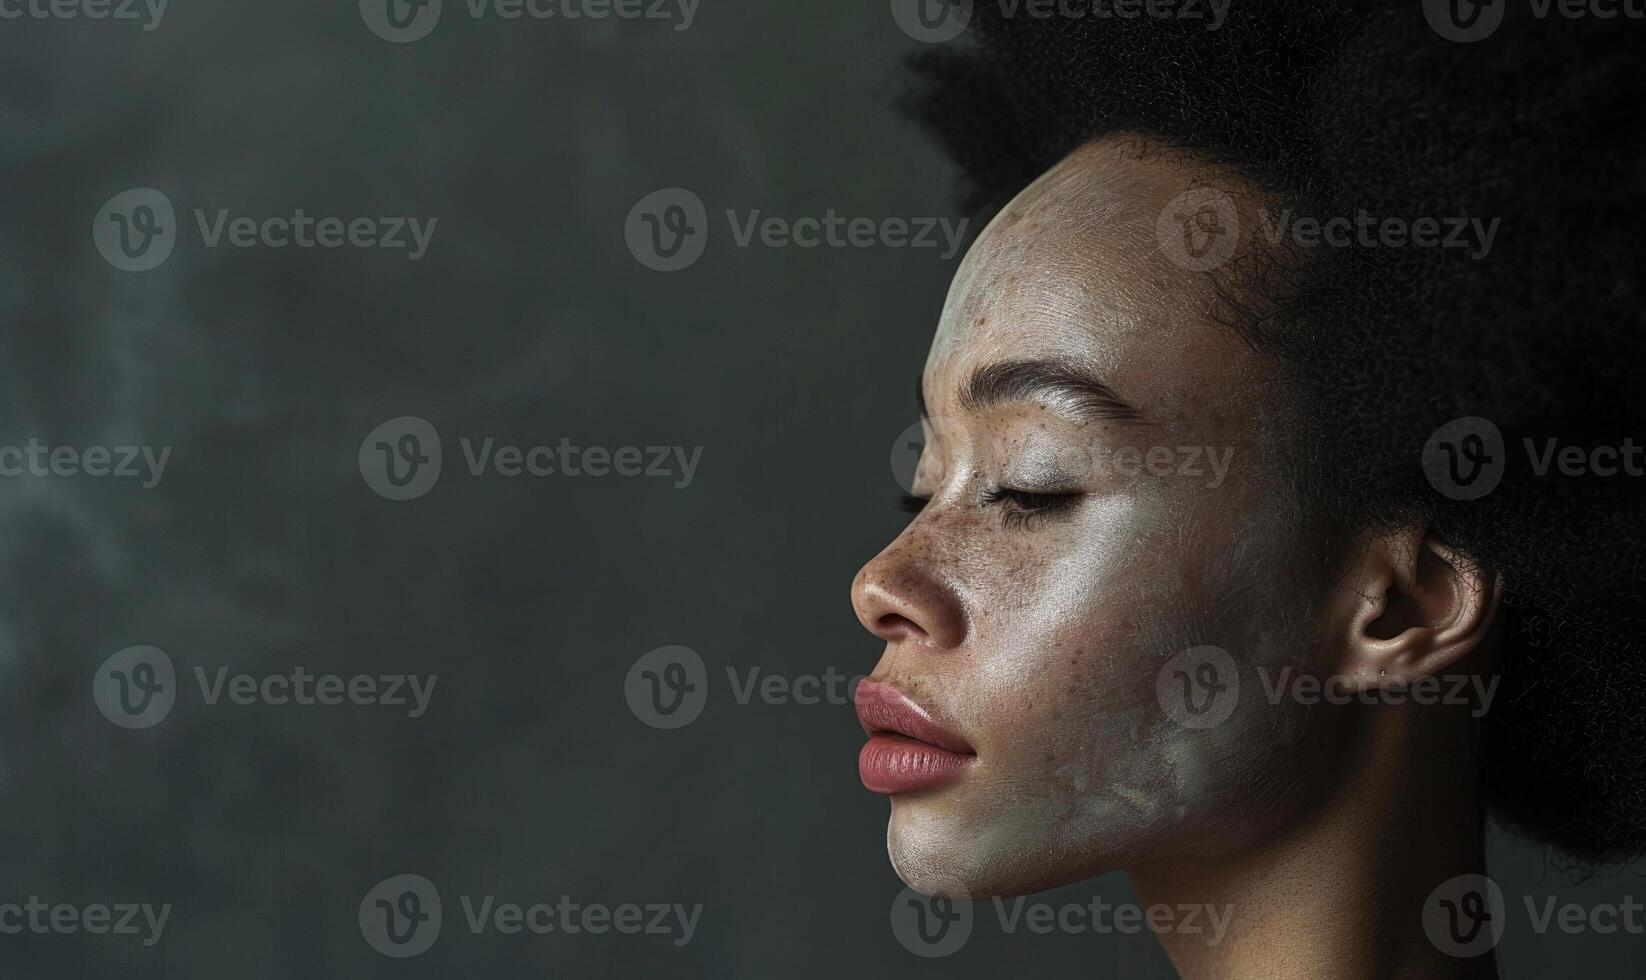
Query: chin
xmin=883 ymin=794 xmax=1153 ymax=898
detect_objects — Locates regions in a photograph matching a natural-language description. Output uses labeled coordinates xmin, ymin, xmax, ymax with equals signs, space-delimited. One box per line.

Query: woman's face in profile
xmin=851 ymin=139 xmax=1337 ymax=897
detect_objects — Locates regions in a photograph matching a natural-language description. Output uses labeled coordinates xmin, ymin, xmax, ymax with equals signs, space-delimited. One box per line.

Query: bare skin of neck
xmin=1129 ymin=691 xmax=1498 ymax=980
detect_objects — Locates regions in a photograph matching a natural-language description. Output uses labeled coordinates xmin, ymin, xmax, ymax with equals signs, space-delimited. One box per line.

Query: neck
xmin=1129 ymin=697 xmax=1498 ymax=980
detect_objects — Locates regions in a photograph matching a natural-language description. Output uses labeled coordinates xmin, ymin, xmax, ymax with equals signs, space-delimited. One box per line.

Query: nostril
xmin=874 ymin=612 xmax=928 ymax=642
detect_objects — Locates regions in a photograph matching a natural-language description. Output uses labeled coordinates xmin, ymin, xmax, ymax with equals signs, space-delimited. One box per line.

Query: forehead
xmin=926 ymin=139 xmax=1262 ymax=420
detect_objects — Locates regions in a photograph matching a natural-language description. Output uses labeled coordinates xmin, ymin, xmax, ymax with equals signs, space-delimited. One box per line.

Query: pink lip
xmin=855 ymin=679 xmax=975 ymax=794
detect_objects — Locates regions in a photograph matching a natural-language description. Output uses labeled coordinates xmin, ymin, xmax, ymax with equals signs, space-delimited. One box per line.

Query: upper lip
xmin=854 ymin=678 xmax=974 ymax=754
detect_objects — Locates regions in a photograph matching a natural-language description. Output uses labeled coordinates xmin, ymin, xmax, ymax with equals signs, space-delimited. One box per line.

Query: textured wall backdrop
xmin=0 ymin=1 xmax=1640 ymax=976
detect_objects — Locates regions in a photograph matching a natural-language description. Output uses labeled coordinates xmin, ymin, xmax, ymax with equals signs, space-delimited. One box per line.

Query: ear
xmin=1324 ymin=527 xmax=1503 ymax=691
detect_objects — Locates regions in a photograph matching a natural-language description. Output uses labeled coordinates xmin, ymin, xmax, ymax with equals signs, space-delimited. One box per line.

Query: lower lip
xmin=859 ymin=733 xmax=974 ymax=794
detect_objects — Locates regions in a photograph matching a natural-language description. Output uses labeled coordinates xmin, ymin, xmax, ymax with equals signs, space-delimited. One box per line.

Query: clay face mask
xmin=852 ymin=139 xmax=1328 ymax=897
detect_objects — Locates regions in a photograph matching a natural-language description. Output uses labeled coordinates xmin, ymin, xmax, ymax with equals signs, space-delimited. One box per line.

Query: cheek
xmin=959 ymin=491 xmax=1319 ymax=859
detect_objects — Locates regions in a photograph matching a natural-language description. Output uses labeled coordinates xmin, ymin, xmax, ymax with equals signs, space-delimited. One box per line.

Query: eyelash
xmin=897 ymin=488 xmax=1078 ymax=530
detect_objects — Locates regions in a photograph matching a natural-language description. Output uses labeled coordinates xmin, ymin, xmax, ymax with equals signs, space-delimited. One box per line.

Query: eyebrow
xmin=940 ymin=358 xmax=1142 ymax=423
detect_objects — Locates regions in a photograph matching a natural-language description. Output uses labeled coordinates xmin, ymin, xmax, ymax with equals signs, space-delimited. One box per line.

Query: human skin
xmin=850 ymin=137 xmax=1503 ymax=979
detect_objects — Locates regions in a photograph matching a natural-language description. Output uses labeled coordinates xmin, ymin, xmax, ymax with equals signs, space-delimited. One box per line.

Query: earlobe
xmin=1327 ymin=528 xmax=1503 ymax=692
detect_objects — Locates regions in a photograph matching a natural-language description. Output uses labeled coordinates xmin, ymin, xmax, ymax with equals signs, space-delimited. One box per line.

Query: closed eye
xmin=982 ymin=487 xmax=1079 ymax=529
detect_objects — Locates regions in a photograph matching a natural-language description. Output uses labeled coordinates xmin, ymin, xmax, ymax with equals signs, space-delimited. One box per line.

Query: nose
xmin=850 ymin=534 xmax=967 ymax=650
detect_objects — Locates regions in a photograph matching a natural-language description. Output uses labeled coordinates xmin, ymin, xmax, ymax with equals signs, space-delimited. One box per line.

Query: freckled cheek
xmin=960 ymin=506 xmax=1185 ymax=763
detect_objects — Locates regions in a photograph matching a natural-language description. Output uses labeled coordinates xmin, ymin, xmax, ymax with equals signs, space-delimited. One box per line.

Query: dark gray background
xmin=1 ymin=1 xmax=1641 ymax=975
